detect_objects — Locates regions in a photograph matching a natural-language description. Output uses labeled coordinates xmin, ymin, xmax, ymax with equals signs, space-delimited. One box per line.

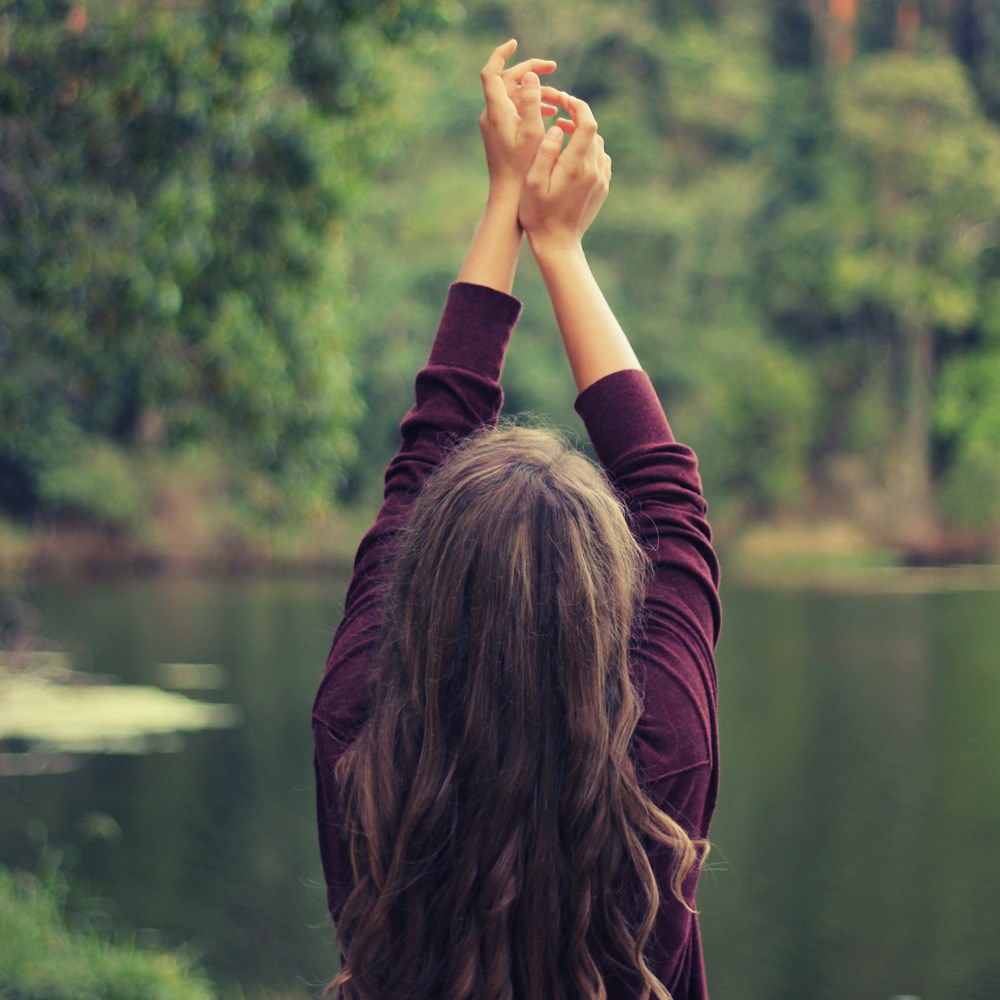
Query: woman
xmin=313 ymin=40 xmax=721 ymax=1000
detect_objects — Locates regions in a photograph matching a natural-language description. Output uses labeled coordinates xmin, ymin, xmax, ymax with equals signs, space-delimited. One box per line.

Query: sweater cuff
xmin=575 ymin=369 xmax=675 ymax=466
xmin=427 ymin=282 xmax=522 ymax=382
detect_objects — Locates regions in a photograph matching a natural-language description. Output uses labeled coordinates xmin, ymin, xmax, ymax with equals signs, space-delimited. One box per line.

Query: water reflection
xmin=0 ymin=600 xmax=239 ymax=775
xmin=0 ymin=576 xmax=998 ymax=999
xmin=0 ymin=657 xmax=239 ymax=764
xmin=699 ymin=586 xmax=1000 ymax=1000
xmin=0 ymin=577 xmax=343 ymax=994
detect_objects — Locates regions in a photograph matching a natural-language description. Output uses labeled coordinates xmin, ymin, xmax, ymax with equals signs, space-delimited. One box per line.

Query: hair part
xmin=328 ymin=425 xmax=706 ymax=1000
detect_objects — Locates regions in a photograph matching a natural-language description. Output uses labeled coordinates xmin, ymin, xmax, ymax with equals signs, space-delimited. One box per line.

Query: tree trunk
xmin=889 ymin=318 xmax=939 ymax=551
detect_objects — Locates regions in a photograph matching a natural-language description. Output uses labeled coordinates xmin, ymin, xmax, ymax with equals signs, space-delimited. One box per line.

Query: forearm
xmin=530 ymin=238 xmax=640 ymax=392
xmin=457 ymin=189 xmax=523 ymax=294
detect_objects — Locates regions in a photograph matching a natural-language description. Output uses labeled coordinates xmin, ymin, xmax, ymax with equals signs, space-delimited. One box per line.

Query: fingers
xmin=513 ymin=71 xmax=540 ymax=120
xmin=506 ymin=59 xmax=558 ymax=123
xmin=561 ymin=94 xmax=599 ymax=158
xmin=479 ymin=41 xmax=607 ymax=185
xmin=510 ymin=71 xmax=544 ymax=149
xmin=525 ymin=125 xmax=565 ymax=193
xmin=481 ymin=38 xmax=518 ymax=77
xmin=536 ymin=90 xmax=597 ymax=144
xmin=519 ymin=70 xmax=542 ymax=107
xmin=481 ymin=42 xmax=556 ymax=94
xmin=538 ymin=85 xmax=562 ymax=118
xmin=503 ymin=57 xmax=558 ymax=89
xmin=598 ymin=135 xmax=612 ymax=181
xmin=480 ymin=39 xmax=518 ymax=109
xmin=537 ymin=88 xmax=579 ymax=115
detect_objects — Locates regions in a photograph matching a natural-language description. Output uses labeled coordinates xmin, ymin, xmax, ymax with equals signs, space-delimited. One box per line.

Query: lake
xmin=1 ymin=574 xmax=999 ymax=999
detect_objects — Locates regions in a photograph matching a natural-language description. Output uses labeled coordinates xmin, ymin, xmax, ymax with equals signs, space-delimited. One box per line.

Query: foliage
xmin=343 ymin=1 xmax=1000 ymax=554
xmin=0 ymin=0 xmax=440 ymax=521
xmin=828 ymin=54 xmax=1000 ymax=339
xmin=828 ymin=54 xmax=1000 ymax=528
xmin=0 ymin=866 xmax=218 ymax=999
xmin=936 ymin=350 xmax=1000 ymax=525
xmin=36 ymin=438 xmax=148 ymax=530
xmin=3 ymin=0 xmax=1000 ymax=554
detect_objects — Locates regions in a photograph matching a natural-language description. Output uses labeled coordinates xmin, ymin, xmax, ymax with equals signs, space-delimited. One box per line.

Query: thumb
xmin=526 ymin=125 xmax=564 ymax=185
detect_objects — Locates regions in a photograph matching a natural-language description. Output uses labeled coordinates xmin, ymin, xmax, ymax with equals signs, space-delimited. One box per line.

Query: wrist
xmin=456 ymin=188 xmax=525 ymax=295
xmin=526 ymin=229 xmax=585 ymax=263
xmin=486 ymin=181 xmax=523 ymax=215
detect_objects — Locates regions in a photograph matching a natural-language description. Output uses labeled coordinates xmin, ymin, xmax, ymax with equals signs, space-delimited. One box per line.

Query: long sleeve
xmin=312 ymin=283 xmax=521 ymax=922
xmin=313 ymin=282 xmax=521 ymax=746
xmin=575 ymin=368 xmax=721 ymax=1000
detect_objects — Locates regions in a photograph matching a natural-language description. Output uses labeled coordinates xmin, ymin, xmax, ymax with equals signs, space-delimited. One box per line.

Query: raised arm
xmin=519 ymin=93 xmax=640 ymax=390
xmin=381 ymin=42 xmax=559 ymax=502
xmin=456 ymin=39 xmax=559 ymax=294
xmin=315 ymin=42 xmax=559 ymax=743
xmin=520 ymin=91 xmax=720 ymax=647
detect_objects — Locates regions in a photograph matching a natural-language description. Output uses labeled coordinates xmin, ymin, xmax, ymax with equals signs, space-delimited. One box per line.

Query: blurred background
xmin=1 ymin=0 xmax=1000 ymax=997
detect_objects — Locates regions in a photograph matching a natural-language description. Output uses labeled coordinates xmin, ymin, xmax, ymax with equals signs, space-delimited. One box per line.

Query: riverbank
xmin=0 ymin=444 xmax=379 ymax=584
xmin=0 ymin=507 xmax=372 ymax=584
xmin=727 ymin=517 xmax=1000 ymax=590
xmin=2 ymin=506 xmax=997 ymax=586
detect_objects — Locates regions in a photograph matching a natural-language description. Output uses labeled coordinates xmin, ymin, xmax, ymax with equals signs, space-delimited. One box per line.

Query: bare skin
xmin=456 ymin=39 xmax=561 ymax=293
xmin=459 ymin=40 xmax=641 ymax=393
xmin=520 ymin=90 xmax=641 ymax=392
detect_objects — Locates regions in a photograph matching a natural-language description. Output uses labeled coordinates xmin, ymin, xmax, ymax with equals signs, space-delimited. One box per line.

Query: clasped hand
xmin=479 ymin=39 xmax=613 ymax=248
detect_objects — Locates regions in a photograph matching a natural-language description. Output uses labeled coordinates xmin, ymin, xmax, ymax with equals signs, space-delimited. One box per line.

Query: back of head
xmin=331 ymin=426 xmax=699 ymax=1000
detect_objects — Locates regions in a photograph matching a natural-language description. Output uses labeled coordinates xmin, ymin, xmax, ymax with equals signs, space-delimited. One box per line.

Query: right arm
xmin=521 ymin=96 xmax=722 ymax=993
xmin=519 ymin=94 xmax=639 ymax=392
xmin=519 ymin=90 xmax=720 ymax=655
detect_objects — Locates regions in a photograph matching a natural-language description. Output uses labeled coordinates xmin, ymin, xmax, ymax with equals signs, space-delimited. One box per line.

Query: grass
xmin=0 ymin=866 xmax=219 ymax=1000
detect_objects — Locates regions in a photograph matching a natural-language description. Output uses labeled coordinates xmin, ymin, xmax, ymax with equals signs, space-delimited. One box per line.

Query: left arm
xmin=457 ymin=39 xmax=559 ymax=293
xmin=456 ymin=194 xmax=523 ymax=294
xmin=314 ymin=283 xmax=522 ymax=748
xmin=314 ymin=42 xmax=558 ymax=922
xmin=313 ymin=40 xmax=557 ymax=745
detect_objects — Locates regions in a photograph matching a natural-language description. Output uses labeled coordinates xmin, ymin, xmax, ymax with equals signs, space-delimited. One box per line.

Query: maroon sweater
xmin=314 ymin=282 xmax=721 ymax=999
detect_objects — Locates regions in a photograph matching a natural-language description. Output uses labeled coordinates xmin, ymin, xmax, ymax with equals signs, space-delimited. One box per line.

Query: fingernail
xmin=546 ymin=125 xmax=562 ymax=139
xmin=523 ymin=71 xmax=538 ymax=87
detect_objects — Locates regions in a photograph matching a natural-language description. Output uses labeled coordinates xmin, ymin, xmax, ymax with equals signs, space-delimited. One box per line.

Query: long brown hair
xmin=329 ymin=426 xmax=704 ymax=1000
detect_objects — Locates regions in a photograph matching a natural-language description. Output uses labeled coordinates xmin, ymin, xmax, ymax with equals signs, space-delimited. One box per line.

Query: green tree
xmin=0 ymin=0 xmax=439 ymax=521
xmin=936 ymin=347 xmax=1000 ymax=529
xmin=337 ymin=0 xmax=1000 ymax=553
xmin=827 ymin=53 xmax=1000 ymax=540
xmin=344 ymin=4 xmax=822 ymax=519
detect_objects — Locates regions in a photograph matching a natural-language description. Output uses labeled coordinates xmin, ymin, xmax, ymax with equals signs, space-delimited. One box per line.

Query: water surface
xmin=1 ymin=575 xmax=998 ymax=998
